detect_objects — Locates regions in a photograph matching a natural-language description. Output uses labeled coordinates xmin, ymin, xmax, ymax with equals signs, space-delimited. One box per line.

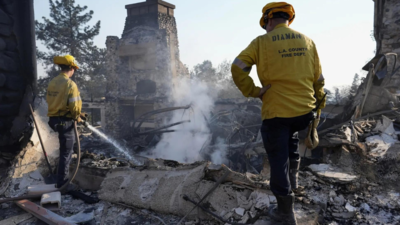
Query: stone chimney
xmin=104 ymin=0 xmax=188 ymax=139
xmin=123 ymin=0 xmax=176 ymax=33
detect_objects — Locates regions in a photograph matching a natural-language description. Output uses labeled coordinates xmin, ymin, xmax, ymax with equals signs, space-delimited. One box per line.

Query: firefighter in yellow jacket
xmin=46 ymin=55 xmax=82 ymax=188
xmin=231 ymin=2 xmax=325 ymax=224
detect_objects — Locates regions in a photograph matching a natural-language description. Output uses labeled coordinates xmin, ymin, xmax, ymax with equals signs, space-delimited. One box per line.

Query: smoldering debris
xmin=5 ymin=88 xmax=400 ymax=225
xmin=4 ymin=110 xmax=400 ymax=225
xmin=106 ymin=78 xmax=266 ymax=173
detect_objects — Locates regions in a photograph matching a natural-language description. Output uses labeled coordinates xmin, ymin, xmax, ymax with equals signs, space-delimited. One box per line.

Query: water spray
xmin=86 ymin=125 xmax=142 ymax=165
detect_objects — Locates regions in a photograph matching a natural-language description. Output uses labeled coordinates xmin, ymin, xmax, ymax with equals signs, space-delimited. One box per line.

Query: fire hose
xmin=0 ymin=121 xmax=81 ymax=203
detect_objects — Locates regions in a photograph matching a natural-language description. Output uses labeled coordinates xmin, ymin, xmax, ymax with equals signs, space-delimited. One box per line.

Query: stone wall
xmin=373 ymin=0 xmax=400 ymax=87
xmin=0 ymin=0 xmax=36 ymax=154
xmin=374 ymin=0 xmax=400 ymax=55
xmin=0 ymin=0 xmax=37 ymax=195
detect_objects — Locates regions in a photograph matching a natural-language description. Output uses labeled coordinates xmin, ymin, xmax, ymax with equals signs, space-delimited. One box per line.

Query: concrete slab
xmin=40 ymin=191 xmax=61 ymax=210
xmin=27 ymin=184 xmax=57 ymax=195
xmin=99 ymin=162 xmax=268 ymax=220
xmin=99 ymin=162 xmax=210 ymax=219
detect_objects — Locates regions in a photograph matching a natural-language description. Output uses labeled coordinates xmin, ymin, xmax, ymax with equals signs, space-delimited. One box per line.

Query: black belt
xmin=50 ymin=116 xmax=73 ymax=121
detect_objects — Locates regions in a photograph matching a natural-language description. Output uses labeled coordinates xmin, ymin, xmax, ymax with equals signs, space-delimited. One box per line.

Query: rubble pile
xmin=298 ymin=112 xmax=400 ymax=224
xmin=3 ymin=110 xmax=400 ymax=224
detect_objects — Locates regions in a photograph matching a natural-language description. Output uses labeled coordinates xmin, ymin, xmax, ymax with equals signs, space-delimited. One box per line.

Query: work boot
xmin=268 ymin=193 xmax=297 ymax=225
xmin=289 ymin=158 xmax=300 ymax=190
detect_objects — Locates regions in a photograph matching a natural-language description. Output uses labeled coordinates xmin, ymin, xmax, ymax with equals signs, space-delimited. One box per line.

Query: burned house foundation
xmin=3 ymin=0 xmax=400 ymax=224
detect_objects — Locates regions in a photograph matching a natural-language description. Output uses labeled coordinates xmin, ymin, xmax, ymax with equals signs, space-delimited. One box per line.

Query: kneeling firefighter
xmin=231 ymin=2 xmax=326 ymax=224
xmin=46 ymin=55 xmax=87 ymax=188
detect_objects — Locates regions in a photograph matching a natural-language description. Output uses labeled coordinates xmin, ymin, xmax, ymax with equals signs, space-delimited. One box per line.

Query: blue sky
xmin=34 ymin=0 xmax=376 ymax=90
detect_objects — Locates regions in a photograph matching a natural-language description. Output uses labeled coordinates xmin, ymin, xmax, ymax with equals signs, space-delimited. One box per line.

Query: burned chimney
xmin=104 ymin=0 xmax=188 ymax=139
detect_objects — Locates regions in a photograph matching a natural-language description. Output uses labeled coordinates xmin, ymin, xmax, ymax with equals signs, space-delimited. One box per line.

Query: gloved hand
xmin=80 ymin=112 xmax=88 ymax=121
xmin=76 ymin=117 xmax=89 ymax=127
xmin=305 ymin=117 xmax=320 ymax=150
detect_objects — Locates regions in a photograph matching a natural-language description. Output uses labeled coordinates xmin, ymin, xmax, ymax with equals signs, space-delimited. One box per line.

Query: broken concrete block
xmin=249 ymin=190 xmax=270 ymax=210
xmin=360 ymin=203 xmax=370 ymax=212
xmin=237 ymin=194 xmax=252 ymax=210
xmin=345 ymin=202 xmax=356 ymax=212
xmin=234 ymin=207 xmax=245 ymax=216
xmin=27 ymin=184 xmax=57 ymax=195
xmin=40 ymin=191 xmax=61 ymax=210
xmin=29 ymin=170 xmax=44 ymax=181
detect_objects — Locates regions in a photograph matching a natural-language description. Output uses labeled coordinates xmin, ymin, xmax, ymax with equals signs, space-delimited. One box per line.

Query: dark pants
xmin=48 ymin=117 xmax=75 ymax=188
xmin=260 ymin=112 xmax=314 ymax=196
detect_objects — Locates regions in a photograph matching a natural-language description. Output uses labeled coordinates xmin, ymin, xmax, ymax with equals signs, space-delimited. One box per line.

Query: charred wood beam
xmin=207 ymin=141 xmax=263 ymax=153
xmin=15 ymin=200 xmax=75 ymax=225
xmin=133 ymin=120 xmax=190 ymax=136
xmin=319 ymin=109 xmax=398 ymax=136
xmin=133 ymin=105 xmax=191 ymax=131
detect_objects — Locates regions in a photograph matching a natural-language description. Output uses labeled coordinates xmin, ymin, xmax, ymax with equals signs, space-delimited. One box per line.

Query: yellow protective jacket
xmin=46 ymin=73 xmax=82 ymax=120
xmin=232 ymin=23 xmax=325 ymax=120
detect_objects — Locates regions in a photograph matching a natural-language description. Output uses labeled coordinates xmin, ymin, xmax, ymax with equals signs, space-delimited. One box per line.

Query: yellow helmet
xmin=53 ymin=55 xmax=79 ymax=70
xmin=260 ymin=2 xmax=295 ymax=29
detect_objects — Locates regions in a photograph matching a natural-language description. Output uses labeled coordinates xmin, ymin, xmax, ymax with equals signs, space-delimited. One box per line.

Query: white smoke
xmin=30 ymin=99 xmax=60 ymax=159
xmin=210 ymin=137 xmax=229 ymax=165
xmin=148 ymin=78 xmax=217 ymax=163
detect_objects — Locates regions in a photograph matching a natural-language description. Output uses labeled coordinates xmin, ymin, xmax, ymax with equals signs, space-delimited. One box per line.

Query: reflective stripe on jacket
xmin=46 ymin=73 xmax=82 ymax=120
xmin=231 ymin=23 xmax=326 ymax=120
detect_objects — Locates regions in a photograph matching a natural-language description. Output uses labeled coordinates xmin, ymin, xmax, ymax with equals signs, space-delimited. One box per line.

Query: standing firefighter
xmin=231 ymin=2 xmax=325 ymax=224
xmin=46 ymin=55 xmax=83 ymax=188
